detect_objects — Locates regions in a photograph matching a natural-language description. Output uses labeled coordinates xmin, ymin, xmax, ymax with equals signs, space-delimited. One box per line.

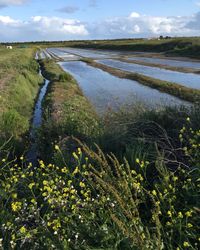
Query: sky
xmin=0 ymin=0 xmax=200 ymax=42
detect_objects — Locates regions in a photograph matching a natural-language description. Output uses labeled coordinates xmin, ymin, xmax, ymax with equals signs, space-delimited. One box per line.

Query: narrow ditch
xmin=26 ymin=63 xmax=50 ymax=164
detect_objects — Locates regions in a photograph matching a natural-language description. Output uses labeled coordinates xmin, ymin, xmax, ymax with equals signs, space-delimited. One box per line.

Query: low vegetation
xmin=38 ymin=59 xmax=100 ymax=160
xmin=0 ymin=47 xmax=43 ymax=152
xmin=0 ymin=104 xmax=199 ymax=249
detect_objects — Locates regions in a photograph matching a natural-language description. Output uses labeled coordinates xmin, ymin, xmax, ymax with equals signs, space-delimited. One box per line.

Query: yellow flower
xmin=80 ymin=182 xmax=86 ymax=188
xmin=61 ymin=167 xmax=68 ymax=173
xmin=2 ymin=158 xmax=6 ymax=162
xmin=55 ymin=145 xmax=59 ymax=151
xmin=70 ymin=189 xmax=76 ymax=194
xmin=178 ymin=212 xmax=183 ymax=219
xmin=43 ymin=180 xmax=48 ymax=186
xmin=20 ymin=156 xmax=24 ymax=161
xmin=152 ymin=190 xmax=157 ymax=196
xmin=183 ymin=241 xmax=190 ymax=247
xmin=19 ymin=226 xmax=26 ymax=234
xmin=28 ymin=183 xmax=35 ymax=189
xmin=136 ymin=158 xmax=140 ymax=164
xmin=167 ymin=211 xmax=172 ymax=218
xmin=187 ymin=223 xmax=193 ymax=228
xmin=73 ymin=167 xmax=79 ymax=175
xmin=186 ymin=117 xmax=190 ymax=122
xmin=185 ymin=210 xmax=192 ymax=217
xmin=78 ymin=148 xmax=82 ymax=155
xmin=11 ymin=202 xmax=22 ymax=212
xmin=52 ymin=219 xmax=61 ymax=230
xmin=173 ymin=176 xmax=178 ymax=182
xmin=73 ymin=152 xmax=79 ymax=160
xmin=31 ymin=199 xmax=36 ymax=204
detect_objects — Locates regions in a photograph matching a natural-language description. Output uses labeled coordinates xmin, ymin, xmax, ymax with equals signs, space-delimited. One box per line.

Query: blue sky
xmin=0 ymin=0 xmax=200 ymax=41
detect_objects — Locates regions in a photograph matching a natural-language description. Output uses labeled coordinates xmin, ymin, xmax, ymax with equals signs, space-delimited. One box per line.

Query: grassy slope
xmin=0 ymin=47 xmax=43 ymax=149
xmin=39 ymin=59 xmax=100 ymax=159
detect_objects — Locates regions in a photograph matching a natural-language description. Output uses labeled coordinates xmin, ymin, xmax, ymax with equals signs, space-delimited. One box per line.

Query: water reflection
xmin=59 ymin=61 xmax=189 ymax=114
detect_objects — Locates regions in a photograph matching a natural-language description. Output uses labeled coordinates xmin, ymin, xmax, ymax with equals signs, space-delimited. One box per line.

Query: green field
xmin=0 ymin=42 xmax=200 ymax=249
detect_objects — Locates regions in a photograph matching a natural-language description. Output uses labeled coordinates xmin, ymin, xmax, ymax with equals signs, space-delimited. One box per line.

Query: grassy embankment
xmin=81 ymin=58 xmax=200 ymax=103
xmin=38 ymin=59 xmax=100 ymax=160
xmin=0 ymin=47 xmax=43 ymax=153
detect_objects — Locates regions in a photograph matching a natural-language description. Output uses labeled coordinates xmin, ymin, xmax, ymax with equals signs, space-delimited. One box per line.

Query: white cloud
xmin=0 ymin=16 xmax=89 ymax=42
xmin=129 ymin=12 xmax=140 ymax=18
xmin=89 ymin=12 xmax=196 ymax=39
xmin=0 ymin=12 xmax=200 ymax=42
xmin=133 ymin=24 xmax=140 ymax=33
xmin=0 ymin=15 xmax=20 ymax=24
xmin=31 ymin=16 xmax=88 ymax=36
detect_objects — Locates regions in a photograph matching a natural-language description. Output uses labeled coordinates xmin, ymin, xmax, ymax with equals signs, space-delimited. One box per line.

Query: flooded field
xmin=48 ymin=48 xmax=114 ymax=59
xmin=126 ymin=56 xmax=200 ymax=69
xmin=48 ymin=48 xmax=154 ymax=60
xmin=48 ymin=48 xmax=80 ymax=60
xmin=97 ymin=59 xmax=200 ymax=90
xmin=59 ymin=61 xmax=188 ymax=113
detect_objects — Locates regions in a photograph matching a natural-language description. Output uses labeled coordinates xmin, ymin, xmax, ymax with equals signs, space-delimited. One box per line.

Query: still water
xmin=60 ymin=61 xmax=188 ymax=114
xmin=98 ymin=59 xmax=200 ymax=90
xmin=127 ymin=56 xmax=200 ymax=70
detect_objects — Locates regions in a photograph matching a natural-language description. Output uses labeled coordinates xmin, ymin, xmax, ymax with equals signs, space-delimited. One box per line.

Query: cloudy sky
xmin=0 ymin=0 xmax=200 ymax=42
